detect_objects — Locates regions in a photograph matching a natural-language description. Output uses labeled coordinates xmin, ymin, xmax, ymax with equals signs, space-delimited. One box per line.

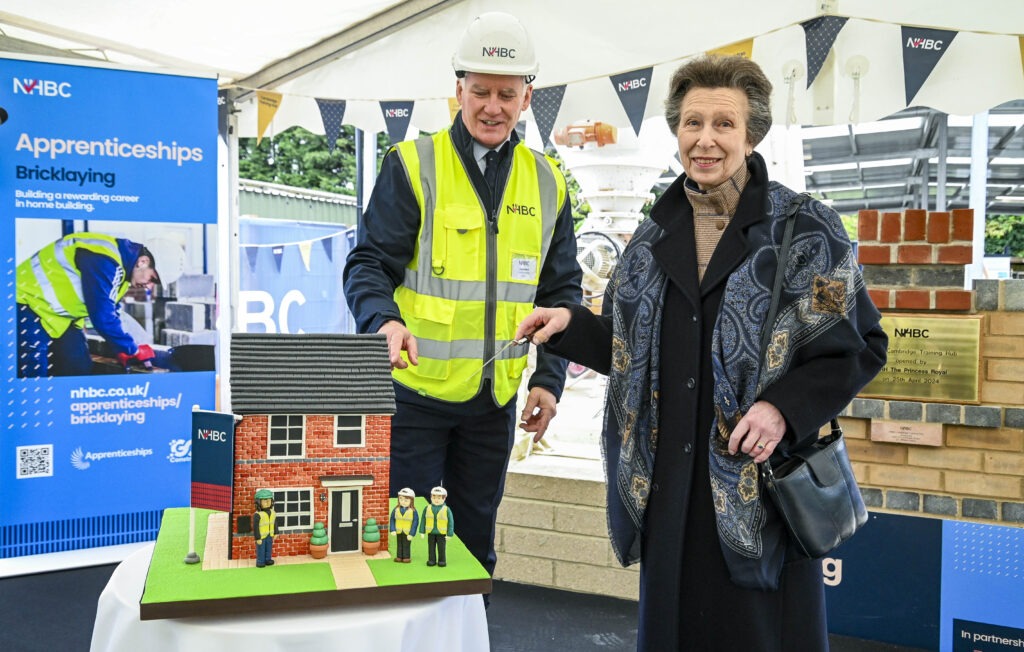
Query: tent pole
xmin=966 ymin=111 xmax=989 ymax=288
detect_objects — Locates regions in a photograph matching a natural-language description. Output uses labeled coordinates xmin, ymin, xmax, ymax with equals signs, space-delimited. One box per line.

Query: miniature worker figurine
xmin=389 ymin=487 xmax=419 ymax=563
xmin=253 ymin=489 xmax=276 ymax=568
xmin=420 ymin=486 xmax=454 ymax=567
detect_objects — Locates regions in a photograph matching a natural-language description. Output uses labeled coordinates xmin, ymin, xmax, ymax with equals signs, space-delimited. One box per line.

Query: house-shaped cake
xmin=226 ymin=332 xmax=396 ymax=560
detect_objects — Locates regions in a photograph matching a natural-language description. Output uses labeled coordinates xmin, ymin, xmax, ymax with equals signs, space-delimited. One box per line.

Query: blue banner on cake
xmin=0 ymin=53 xmax=217 ymax=561
xmin=190 ymin=409 xmax=236 ymax=512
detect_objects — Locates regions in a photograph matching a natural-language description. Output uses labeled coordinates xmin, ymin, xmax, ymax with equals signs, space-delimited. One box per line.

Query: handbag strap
xmin=758 ymin=194 xmax=842 ymax=471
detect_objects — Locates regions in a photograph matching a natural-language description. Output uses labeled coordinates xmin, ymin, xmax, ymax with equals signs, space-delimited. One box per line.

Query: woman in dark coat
xmin=516 ymin=55 xmax=887 ymax=651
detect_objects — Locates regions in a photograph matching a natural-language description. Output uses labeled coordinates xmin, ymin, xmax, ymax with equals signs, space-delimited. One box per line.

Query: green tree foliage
xmin=985 ymin=214 xmax=1024 ymax=257
xmin=239 ymin=125 xmax=390 ymax=195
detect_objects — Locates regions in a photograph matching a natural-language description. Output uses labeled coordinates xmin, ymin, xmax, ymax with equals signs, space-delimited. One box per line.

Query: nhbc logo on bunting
xmin=906 ymin=38 xmax=945 ymax=51
xmin=12 ymin=78 xmax=72 ymax=97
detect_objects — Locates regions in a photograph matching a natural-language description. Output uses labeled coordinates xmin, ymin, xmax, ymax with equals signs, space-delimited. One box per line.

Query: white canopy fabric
xmin=3 ymin=0 xmax=1023 ymax=137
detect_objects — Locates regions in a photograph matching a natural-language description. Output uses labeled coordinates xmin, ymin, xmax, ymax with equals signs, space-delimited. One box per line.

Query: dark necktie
xmin=483 ymin=149 xmax=500 ymax=197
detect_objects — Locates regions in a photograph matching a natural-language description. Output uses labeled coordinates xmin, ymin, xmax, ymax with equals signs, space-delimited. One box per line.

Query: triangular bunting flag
xmin=256 ymin=91 xmax=282 ymax=145
xmin=901 ymin=27 xmax=958 ymax=106
xmin=380 ymin=101 xmax=415 ymax=144
xmin=802 ymin=16 xmax=848 ymax=88
xmin=321 ymin=237 xmax=333 ymax=262
xmin=271 ymin=246 xmax=284 ymax=274
xmin=448 ymin=97 xmax=460 ymax=124
xmin=531 ymin=85 xmax=566 ymax=149
xmin=297 ymin=240 xmax=313 ymax=272
xmin=708 ymin=39 xmax=753 ymax=59
xmin=315 ymin=99 xmax=347 ymax=153
xmin=609 ymin=67 xmax=653 ymax=137
xmin=244 ymin=246 xmax=259 ymax=274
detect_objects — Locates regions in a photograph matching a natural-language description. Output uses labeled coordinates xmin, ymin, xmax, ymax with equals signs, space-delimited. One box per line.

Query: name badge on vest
xmin=511 ymin=255 xmax=538 ymax=281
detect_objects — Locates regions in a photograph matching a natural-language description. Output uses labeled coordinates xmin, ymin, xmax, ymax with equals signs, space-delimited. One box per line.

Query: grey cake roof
xmin=230 ymin=333 xmax=396 ymax=415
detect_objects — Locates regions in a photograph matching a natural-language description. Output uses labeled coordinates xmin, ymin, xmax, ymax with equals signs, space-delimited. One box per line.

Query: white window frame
xmin=334 ymin=414 xmax=366 ymax=448
xmin=267 ymin=414 xmax=305 ymax=459
xmin=268 ymin=486 xmax=313 ymax=532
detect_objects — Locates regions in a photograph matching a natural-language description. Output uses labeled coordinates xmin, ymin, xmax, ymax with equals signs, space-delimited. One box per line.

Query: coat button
xmin=652 ymin=483 xmax=660 ymax=493
xmin=691 ymin=315 xmax=697 ymax=322
xmin=686 ymin=378 xmax=696 ymax=389
xmin=683 ymin=443 xmax=693 ymax=454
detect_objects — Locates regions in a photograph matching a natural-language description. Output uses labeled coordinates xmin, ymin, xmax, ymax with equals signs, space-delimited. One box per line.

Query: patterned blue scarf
xmin=604 ymin=175 xmax=869 ymax=589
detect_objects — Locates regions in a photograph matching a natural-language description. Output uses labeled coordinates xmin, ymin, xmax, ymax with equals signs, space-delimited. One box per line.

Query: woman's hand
xmin=728 ymin=400 xmax=786 ymax=464
xmin=514 ymin=307 xmax=572 ymax=345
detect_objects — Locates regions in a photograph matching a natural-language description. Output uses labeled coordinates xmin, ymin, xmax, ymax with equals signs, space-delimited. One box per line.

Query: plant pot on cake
xmin=309 ymin=522 xmax=329 ymax=559
xmin=362 ymin=518 xmax=381 ymax=556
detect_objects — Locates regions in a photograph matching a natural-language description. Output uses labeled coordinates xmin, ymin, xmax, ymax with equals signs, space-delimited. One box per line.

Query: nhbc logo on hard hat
xmin=482 ymin=46 xmax=516 ymax=59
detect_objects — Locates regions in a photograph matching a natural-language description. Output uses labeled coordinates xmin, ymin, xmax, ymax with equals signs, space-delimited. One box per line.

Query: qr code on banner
xmin=17 ymin=444 xmax=54 ymax=479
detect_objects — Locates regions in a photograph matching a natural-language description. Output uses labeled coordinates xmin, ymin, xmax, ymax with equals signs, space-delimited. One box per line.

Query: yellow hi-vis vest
xmin=392 ymin=130 xmax=566 ymax=405
xmin=16 ymin=233 xmax=130 ymax=338
xmin=423 ymin=504 xmax=450 ymax=534
xmin=393 ymin=506 xmax=415 ymax=535
xmin=256 ymin=509 xmax=276 ymax=539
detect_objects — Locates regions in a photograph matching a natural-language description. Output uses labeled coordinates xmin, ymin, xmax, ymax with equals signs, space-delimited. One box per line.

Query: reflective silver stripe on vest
xmin=401 ymin=270 xmax=538 ymax=303
xmin=416 ymin=337 xmax=530 ymax=360
xmin=414 ymin=136 xmax=437 ymax=278
xmin=29 ymin=255 xmax=69 ymax=316
xmin=529 ymin=149 xmax=559 ymax=272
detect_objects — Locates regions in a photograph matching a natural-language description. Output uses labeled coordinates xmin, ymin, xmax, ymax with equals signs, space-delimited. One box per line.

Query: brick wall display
xmin=853 ymin=210 xmax=1023 ymax=526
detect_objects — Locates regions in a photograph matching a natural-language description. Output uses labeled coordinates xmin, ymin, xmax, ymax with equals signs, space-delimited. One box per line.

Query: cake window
xmin=268 ymin=414 xmax=304 ymax=458
xmin=271 ymin=488 xmax=313 ymax=531
xmin=334 ymin=415 xmax=365 ymax=447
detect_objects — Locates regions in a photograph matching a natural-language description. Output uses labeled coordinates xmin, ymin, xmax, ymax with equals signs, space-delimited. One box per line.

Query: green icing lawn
xmin=141 ymin=508 xmax=336 ymax=604
xmin=142 ymin=499 xmax=488 ymax=606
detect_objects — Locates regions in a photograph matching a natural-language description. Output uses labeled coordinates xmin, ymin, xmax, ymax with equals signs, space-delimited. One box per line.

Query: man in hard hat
xmin=252 ymin=489 xmax=276 ymax=568
xmin=419 ymin=487 xmax=454 ymax=567
xmin=344 ymin=12 xmax=582 ymax=579
xmin=16 ymin=232 xmax=163 ymax=377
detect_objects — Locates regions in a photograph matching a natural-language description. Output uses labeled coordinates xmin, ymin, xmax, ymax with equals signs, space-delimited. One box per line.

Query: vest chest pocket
xmin=437 ymin=205 xmax=484 ymax=280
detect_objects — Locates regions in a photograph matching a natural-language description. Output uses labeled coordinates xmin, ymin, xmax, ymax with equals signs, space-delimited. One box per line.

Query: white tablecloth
xmin=90 ymin=543 xmax=490 ymax=652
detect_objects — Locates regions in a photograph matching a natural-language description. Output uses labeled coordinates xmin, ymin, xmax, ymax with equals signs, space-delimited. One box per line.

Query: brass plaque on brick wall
xmin=862 ymin=314 xmax=982 ymax=403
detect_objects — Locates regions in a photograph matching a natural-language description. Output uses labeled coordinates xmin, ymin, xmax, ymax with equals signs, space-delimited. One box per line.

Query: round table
xmin=90 ymin=543 xmax=490 ymax=652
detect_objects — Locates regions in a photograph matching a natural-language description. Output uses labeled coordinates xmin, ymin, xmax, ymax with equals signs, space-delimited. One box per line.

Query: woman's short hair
xmin=663 ymin=55 xmax=773 ymax=146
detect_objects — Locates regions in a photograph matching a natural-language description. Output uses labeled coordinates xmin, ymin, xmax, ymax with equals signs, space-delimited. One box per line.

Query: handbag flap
xmin=803 ymin=446 xmax=842 ymax=486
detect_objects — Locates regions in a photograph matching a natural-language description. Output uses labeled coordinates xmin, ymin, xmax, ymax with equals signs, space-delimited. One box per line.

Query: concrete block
xmin=1004 ymin=280 xmax=1024 ymax=311
xmin=505 ymin=468 xmax=606 ymax=507
xmin=925 ymin=403 xmax=962 ymax=425
xmin=962 ymin=499 xmax=998 ymax=519
xmin=1005 ymin=409 xmax=1024 ymax=429
xmin=861 ymin=488 xmax=884 ymax=507
xmin=888 ymin=401 xmax=923 ymax=421
xmin=885 ymin=491 xmax=921 ymax=511
xmin=851 ymin=398 xmax=885 ymax=419
xmin=502 ymin=526 xmax=610 ymax=565
xmin=553 ymin=561 xmax=640 ymax=602
xmin=497 ymin=497 xmax=555 ymax=530
xmin=922 ymin=494 xmax=958 ymax=516
xmin=972 ymin=280 xmax=999 ymax=311
xmin=1001 ymin=502 xmax=1024 ymax=523
xmin=553 ymin=503 xmax=608 ymax=538
xmin=964 ymin=406 xmax=1003 ymax=428
xmin=493 ymin=552 xmax=554 ymax=586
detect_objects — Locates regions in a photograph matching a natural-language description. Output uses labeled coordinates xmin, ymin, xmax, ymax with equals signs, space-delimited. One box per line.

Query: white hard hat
xmin=452 ymin=12 xmax=538 ymax=80
xmin=430 ymin=486 xmax=448 ymax=498
xmin=397 ymin=487 xmax=415 ymax=498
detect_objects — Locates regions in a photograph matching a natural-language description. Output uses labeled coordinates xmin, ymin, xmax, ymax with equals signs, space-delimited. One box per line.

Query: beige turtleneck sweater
xmin=684 ymin=163 xmax=750 ymax=283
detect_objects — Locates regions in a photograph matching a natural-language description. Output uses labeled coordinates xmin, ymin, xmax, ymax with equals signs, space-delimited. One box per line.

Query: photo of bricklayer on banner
xmin=0 ymin=54 xmax=217 ymax=560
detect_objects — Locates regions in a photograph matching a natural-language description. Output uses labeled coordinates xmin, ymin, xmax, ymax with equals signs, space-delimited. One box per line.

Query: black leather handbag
xmin=758 ymin=194 xmax=868 ymax=558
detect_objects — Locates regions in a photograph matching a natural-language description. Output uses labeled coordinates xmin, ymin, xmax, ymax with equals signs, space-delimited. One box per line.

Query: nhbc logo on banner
xmin=13 ymin=78 xmax=72 ymax=98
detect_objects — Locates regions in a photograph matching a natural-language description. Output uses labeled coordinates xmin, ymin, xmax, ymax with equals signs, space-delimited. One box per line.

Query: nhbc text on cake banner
xmin=0 ymin=54 xmax=217 ymax=559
